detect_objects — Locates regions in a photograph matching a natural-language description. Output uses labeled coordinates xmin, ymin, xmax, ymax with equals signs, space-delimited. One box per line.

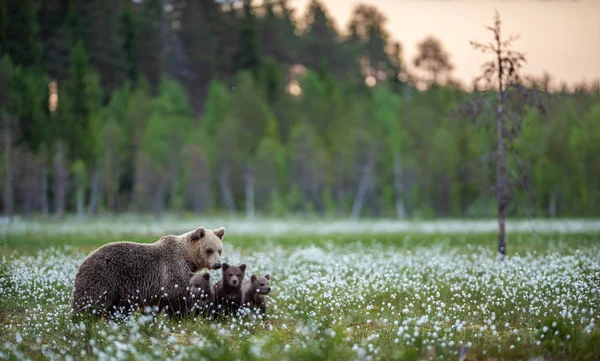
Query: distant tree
xmin=182 ymin=129 xmax=212 ymax=214
xmin=288 ymin=122 xmax=331 ymax=215
xmin=413 ymin=36 xmax=453 ymax=86
xmin=258 ymin=0 xmax=299 ymax=65
xmin=234 ymin=0 xmax=261 ymax=74
xmin=302 ymin=0 xmax=354 ymax=78
xmin=136 ymin=0 xmax=162 ymax=94
xmin=0 ymin=0 xmax=41 ymax=67
xmin=121 ymin=1 xmax=138 ymax=87
xmin=98 ymin=119 xmax=125 ymax=212
xmin=77 ymin=0 xmax=127 ymax=96
xmin=140 ymin=77 xmax=193 ymax=215
xmin=0 ymin=56 xmax=15 ymax=217
xmin=179 ymin=0 xmax=220 ymax=111
xmin=60 ymin=40 xmax=102 ymax=164
xmin=348 ymin=4 xmax=394 ymax=85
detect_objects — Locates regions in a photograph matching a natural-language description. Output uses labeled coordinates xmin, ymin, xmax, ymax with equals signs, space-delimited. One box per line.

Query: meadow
xmin=1 ymin=217 xmax=599 ymax=360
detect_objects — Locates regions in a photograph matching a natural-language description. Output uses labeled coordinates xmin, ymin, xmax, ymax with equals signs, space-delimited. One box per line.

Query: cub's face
xmin=190 ymin=273 xmax=211 ymax=298
xmin=222 ymin=263 xmax=246 ymax=288
xmin=188 ymin=227 xmax=225 ymax=271
xmin=250 ymin=274 xmax=271 ymax=295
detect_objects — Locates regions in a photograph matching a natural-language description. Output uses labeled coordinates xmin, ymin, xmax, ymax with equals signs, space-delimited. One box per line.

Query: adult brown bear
xmin=72 ymin=227 xmax=225 ymax=319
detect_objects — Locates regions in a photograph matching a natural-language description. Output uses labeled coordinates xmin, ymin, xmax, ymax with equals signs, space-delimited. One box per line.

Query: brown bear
xmin=189 ymin=272 xmax=213 ymax=318
xmin=213 ymin=263 xmax=246 ymax=317
xmin=243 ymin=274 xmax=271 ymax=316
xmin=72 ymin=227 xmax=225 ymax=319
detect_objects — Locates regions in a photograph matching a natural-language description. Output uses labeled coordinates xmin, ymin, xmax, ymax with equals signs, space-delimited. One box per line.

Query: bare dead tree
xmin=471 ymin=12 xmax=544 ymax=260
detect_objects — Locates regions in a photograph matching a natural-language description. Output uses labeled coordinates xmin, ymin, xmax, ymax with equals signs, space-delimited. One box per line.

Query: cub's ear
xmin=202 ymin=273 xmax=210 ymax=280
xmin=222 ymin=263 xmax=230 ymax=270
xmin=264 ymin=274 xmax=270 ymax=280
xmin=191 ymin=227 xmax=206 ymax=241
xmin=239 ymin=264 xmax=247 ymax=272
xmin=213 ymin=227 xmax=226 ymax=240
xmin=251 ymin=274 xmax=257 ymax=282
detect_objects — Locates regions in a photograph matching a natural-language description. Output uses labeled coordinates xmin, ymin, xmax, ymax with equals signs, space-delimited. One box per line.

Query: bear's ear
xmin=264 ymin=274 xmax=270 ymax=280
xmin=251 ymin=274 xmax=257 ymax=282
xmin=239 ymin=264 xmax=246 ymax=272
xmin=191 ymin=227 xmax=205 ymax=242
xmin=203 ymin=272 xmax=210 ymax=280
xmin=222 ymin=263 xmax=230 ymax=270
xmin=213 ymin=227 xmax=226 ymax=240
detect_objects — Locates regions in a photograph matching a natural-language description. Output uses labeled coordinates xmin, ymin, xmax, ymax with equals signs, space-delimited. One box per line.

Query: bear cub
xmin=189 ymin=272 xmax=213 ymax=317
xmin=243 ymin=274 xmax=271 ymax=316
xmin=213 ymin=263 xmax=246 ymax=317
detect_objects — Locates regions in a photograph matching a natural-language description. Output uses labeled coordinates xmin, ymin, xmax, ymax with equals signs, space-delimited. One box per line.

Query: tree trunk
xmin=40 ymin=149 xmax=49 ymax=216
xmin=496 ymin=68 xmax=508 ymax=261
xmin=105 ymin=147 xmax=117 ymax=212
xmin=244 ymin=164 xmax=255 ymax=219
xmin=219 ymin=166 xmax=236 ymax=213
xmin=168 ymin=161 xmax=179 ymax=210
xmin=549 ymin=192 xmax=557 ymax=218
xmin=88 ymin=168 xmax=101 ymax=215
xmin=2 ymin=113 xmax=14 ymax=218
xmin=351 ymin=155 xmax=374 ymax=220
xmin=22 ymin=150 xmax=37 ymax=216
xmin=76 ymin=181 xmax=85 ymax=218
xmin=393 ymin=152 xmax=406 ymax=219
xmin=154 ymin=181 xmax=167 ymax=219
xmin=53 ymin=142 xmax=67 ymax=219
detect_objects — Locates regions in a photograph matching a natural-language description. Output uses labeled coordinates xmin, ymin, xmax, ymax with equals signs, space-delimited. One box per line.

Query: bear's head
xmin=250 ymin=274 xmax=271 ymax=295
xmin=221 ymin=263 xmax=246 ymax=288
xmin=190 ymin=272 xmax=211 ymax=298
xmin=187 ymin=227 xmax=225 ymax=271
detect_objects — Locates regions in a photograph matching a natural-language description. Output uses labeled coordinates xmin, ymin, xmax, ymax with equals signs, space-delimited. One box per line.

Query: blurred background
xmin=0 ymin=0 xmax=599 ymax=221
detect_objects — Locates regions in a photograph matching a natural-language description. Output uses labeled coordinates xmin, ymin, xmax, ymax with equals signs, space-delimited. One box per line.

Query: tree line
xmin=1 ymin=0 xmax=599 ymax=219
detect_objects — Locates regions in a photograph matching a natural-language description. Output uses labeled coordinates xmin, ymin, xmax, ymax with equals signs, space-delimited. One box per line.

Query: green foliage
xmin=201 ymin=80 xmax=232 ymax=138
xmin=2 ymin=0 xmax=600 ymax=218
xmin=58 ymin=40 xmax=102 ymax=164
xmin=234 ymin=0 xmax=261 ymax=73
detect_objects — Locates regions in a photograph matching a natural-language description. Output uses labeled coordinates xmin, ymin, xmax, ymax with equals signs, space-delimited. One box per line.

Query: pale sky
xmin=290 ymin=0 xmax=600 ymax=88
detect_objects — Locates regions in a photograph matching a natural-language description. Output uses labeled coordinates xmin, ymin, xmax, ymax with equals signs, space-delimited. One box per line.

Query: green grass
xmin=1 ymin=223 xmax=599 ymax=360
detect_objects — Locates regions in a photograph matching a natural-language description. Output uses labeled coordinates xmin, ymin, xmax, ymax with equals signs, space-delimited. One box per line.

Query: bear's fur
xmin=72 ymin=227 xmax=226 ymax=319
xmin=243 ymin=274 xmax=271 ymax=315
xmin=189 ymin=272 xmax=213 ymax=318
xmin=213 ymin=263 xmax=246 ymax=317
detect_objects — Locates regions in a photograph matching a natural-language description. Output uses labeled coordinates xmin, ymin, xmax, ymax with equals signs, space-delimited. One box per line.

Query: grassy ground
xmin=1 ymin=219 xmax=599 ymax=360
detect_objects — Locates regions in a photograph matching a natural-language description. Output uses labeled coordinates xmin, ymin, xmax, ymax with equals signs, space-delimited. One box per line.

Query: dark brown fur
xmin=243 ymin=274 xmax=271 ymax=315
xmin=72 ymin=227 xmax=225 ymax=319
xmin=189 ymin=272 xmax=213 ymax=318
xmin=213 ymin=263 xmax=246 ymax=317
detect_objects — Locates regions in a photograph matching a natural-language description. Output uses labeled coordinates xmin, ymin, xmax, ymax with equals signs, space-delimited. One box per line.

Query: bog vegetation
xmin=1 ymin=0 xmax=599 ymax=220
xmin=1 ymin=221 xmax=599 ymax=360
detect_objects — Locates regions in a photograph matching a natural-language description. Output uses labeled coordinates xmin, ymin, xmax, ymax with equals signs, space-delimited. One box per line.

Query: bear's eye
xmin=218 ymin=250 xmax=222 ymax=256
xmin=206 ymin=249 xmax=213 ymax=254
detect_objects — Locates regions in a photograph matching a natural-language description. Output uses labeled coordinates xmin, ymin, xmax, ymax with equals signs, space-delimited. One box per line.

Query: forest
xmin=1 ymin=0 xmax=599 ymax=219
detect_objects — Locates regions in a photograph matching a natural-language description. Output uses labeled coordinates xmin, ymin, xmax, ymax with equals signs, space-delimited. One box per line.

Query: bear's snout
xmin=212 ymin=262 xmax=222 ymax=270
xmin=231 ymin=279 xmax=239 ymax=286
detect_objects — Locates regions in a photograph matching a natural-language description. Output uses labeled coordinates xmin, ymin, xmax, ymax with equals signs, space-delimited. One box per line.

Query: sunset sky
xmin=290 ymin=0 xmax=600 ymax=87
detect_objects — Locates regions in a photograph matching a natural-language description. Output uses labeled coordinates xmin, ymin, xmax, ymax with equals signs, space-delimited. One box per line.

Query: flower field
xmin=1 ymin=218 xmax=599 ymax=360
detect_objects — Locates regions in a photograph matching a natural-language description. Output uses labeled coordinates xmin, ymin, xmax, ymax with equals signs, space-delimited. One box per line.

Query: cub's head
xmin=221 ymin=263 xmax=246 ymax=288
xmin=250 ymin=274 xmax=271 ymax=295
xmin=187 ymin=227 xmax=225 ymax=271
xmin=190 ymin=272 xmax=211 ymax=297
